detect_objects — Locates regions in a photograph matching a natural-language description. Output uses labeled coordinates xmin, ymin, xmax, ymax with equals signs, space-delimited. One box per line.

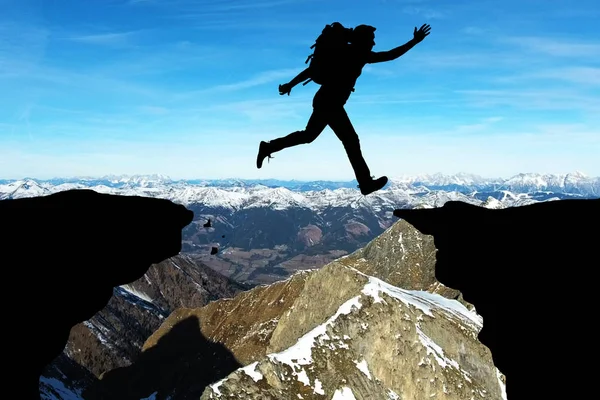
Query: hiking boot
xmin=358 ymin=176 xmax=388 ymax=196
xmin=256 ymin=141 xmax=274 ymax=169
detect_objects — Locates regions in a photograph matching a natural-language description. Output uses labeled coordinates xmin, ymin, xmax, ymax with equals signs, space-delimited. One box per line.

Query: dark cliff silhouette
xmin=394 ymin=198 xmax=600 ymax=399
xmin=256 ymin=22 xmax=431 ymax=196
xmin=84 ymin=315 xmax=241 ymax=400
xmin=0 ymin=189 xmax=193 ymax=400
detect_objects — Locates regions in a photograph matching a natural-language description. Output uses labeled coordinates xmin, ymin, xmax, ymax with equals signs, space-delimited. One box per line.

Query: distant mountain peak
xmin=1 ymin=172 xmax=597 ymax=209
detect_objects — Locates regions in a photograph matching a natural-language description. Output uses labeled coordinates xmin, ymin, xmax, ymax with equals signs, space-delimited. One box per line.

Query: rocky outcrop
xmin=47 ymin=254 xmax=248 ymax=381
xmin=394 ymin=198 xmax=600 ymax=399
xmin=85 ymin=314 xmax=243 ymax=400
xmin=87 ymin=216 xmax=505 ymax=399
xmin=85 ymin=271 xmax=310 ymax=399
xmin=201 ymin=263 xmax=503 ymax=400
xmin=339 ymin=219 xmax=461 ymax=300
xmin=297 ymin=224 xmax=323 ymax=247
xmin=1 ymin=189 xmax=193 ymax=399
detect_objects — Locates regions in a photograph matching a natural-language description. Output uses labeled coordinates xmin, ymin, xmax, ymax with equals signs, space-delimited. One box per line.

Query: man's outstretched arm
xmin=279 ymin=67 xmax=311 ymax=95
xmin=367 ymin=24 xmax=431 ymax=64
xmin=289 ymin=67 xmax=312 ymax=86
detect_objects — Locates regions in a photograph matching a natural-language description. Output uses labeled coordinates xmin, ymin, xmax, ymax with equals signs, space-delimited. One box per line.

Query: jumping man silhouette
xmin=256 ymin=23 xmax=431 ymax=195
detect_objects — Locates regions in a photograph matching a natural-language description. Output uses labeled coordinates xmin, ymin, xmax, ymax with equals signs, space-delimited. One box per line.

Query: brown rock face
xmin=44 ymin=254 xmax=247 ymax=396
xmin=200 ymin=262 xmax=504 ymax=400
xmin=297 ymin=224 xmax=323 ymax=247
xmin=85 ymin=271 xmax=311 ymax=399
xmin=146 ymin=271 xmax=310 ymax=365
xmin=343 ymin=220 xmax=438 ymax=289
xmin=343 ymin=221 xmax=370 ymax=238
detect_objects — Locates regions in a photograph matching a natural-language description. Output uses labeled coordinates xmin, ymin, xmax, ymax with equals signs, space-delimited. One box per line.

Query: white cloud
xmin=169 ymin=68 xmax=304 ymax=102
xmin=495 ymin=67 xmax=600 ymax=86
xmin=64 ymin=30 xmax=143 ymax=46
xmin=207 ymin=68 xmax=302 ymax=92
xmin=402 ymin=6 xmax=446 ymax=19
xmin=454 ymin=88 xmax=600 ymax=113
xmin=498 ymin=36 xmax=600 ymax=58
xmin=460 ymin=26 xmax=487 ymax=35
xmin=138 ymin=105 xmax=170 ymax=115
xmin=0 ymin=22 xmax=49 ymax=75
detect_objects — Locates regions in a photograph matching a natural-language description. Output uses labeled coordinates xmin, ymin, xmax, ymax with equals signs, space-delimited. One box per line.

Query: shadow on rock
xmin=394 ymin=198 xmax=599 ymax=399
xmin=0 ymin=189 xmax=193 ymax=399
xmin=84 ymin=314 xmax=242 ymax=400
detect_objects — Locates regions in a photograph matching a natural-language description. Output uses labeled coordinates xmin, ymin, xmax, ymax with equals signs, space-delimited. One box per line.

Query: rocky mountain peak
xmin=201 ymin=262 xmax=501 ymax=400
xmin=337 ymin=219 xmax=462 ymax=301
xmin=87 ymin=219 xmax=504 ymax=400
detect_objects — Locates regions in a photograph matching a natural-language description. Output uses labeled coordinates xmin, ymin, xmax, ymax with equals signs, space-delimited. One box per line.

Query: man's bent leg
xmin=257 ymin=108 xmax=328 ymax=168
xmin=326 ymin=108 xmax=373 ymax=184
xmin=268 ymin=108 xmax=328 ymax=153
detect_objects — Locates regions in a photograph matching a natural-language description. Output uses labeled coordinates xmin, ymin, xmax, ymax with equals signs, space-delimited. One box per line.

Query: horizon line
xmin=0 ymin=170 xmax=596 ymax=182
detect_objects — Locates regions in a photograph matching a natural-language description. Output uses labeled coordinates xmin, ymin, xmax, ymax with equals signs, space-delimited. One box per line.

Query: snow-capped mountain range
xmin=1 ymin=172 xmax=598 ymax=210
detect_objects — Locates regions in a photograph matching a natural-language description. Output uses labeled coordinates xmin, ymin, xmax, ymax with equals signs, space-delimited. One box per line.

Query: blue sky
xmin=1 ymin=0 xmax=599 ymax=180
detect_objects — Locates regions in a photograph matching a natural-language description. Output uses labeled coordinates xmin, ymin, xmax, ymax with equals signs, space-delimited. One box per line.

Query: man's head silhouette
xmin=352 ymin=24 xmax=376 ymax=50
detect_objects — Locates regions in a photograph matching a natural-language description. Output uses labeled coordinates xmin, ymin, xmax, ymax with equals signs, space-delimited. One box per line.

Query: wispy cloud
xmin=1 ymin=59 xmax=167 ymax=99
xmin=202 ymin=95 xmax=311 ymax=123
xmin=460 ymin=26 xmax=488 ymax=35
xmin=452 ymin=116 xmax=504 ymax=134
xmin=209 ymin=68 xmax=300 ymax=92
xmin=345 ymin=91 xmax=450 ymax=106
xmin=0 ymin=22 xmax=49 ymax=73
xmin=63 ymin=30 xmax=144 ymax=47
xmin=170 ymin=68 xmax=302 ymax=101
xmin=455 ymin=88 xmax=600 ymax=113
xmin=538 ymin=67 xmax=600 ymax=85
xmin=406 ymin=52 xmax=517 ymax=69
xmin=493 ymin=67 xmax=600 ymax=86
xmin=138 ymin=105 xmax=170 ymax=115
xmin=74 ymin=40 xmax=232 ymax=79
xmin=401 ymin=6 xmax=446 ymax=19
xmin=498 ymin=36 xmax=600 ymax=58
xmin=212 ymin=0 xmax=310 ymax=11
xmin=129 ymin=0 xmax=312 ymax=12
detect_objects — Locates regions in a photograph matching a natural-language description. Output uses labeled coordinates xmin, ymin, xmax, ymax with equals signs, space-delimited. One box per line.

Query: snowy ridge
xmin=207 ymin=267 xmax=491 ymax=398
xmin=357 ymin=271 xmax=483 ymax=330
xmin=1 ymin=172 xmax=597 ymax=210
xmin=119 ymin=284 xmax=154 ymax=303
xmin=113 ymin=286 xmax=166 ymax=316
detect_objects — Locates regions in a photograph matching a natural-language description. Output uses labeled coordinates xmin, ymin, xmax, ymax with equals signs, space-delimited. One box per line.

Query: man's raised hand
xmin=413 ymin=24 xmax=431 ymax=43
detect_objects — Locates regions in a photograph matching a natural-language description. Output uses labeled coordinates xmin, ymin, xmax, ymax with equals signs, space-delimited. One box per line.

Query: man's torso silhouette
xmin=268 ymin=45 xmax=374 ymax=184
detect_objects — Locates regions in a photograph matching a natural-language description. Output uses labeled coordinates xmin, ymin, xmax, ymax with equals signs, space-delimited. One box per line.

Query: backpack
xmin=302 ymin=22 xmax=354 ymax=86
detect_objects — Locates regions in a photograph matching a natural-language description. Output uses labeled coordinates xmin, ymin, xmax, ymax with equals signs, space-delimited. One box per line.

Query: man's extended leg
xmin=257 ymin=108 xmax=328 ymax=168
xmin=327 ymin=107 xmax=388 ymax=195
